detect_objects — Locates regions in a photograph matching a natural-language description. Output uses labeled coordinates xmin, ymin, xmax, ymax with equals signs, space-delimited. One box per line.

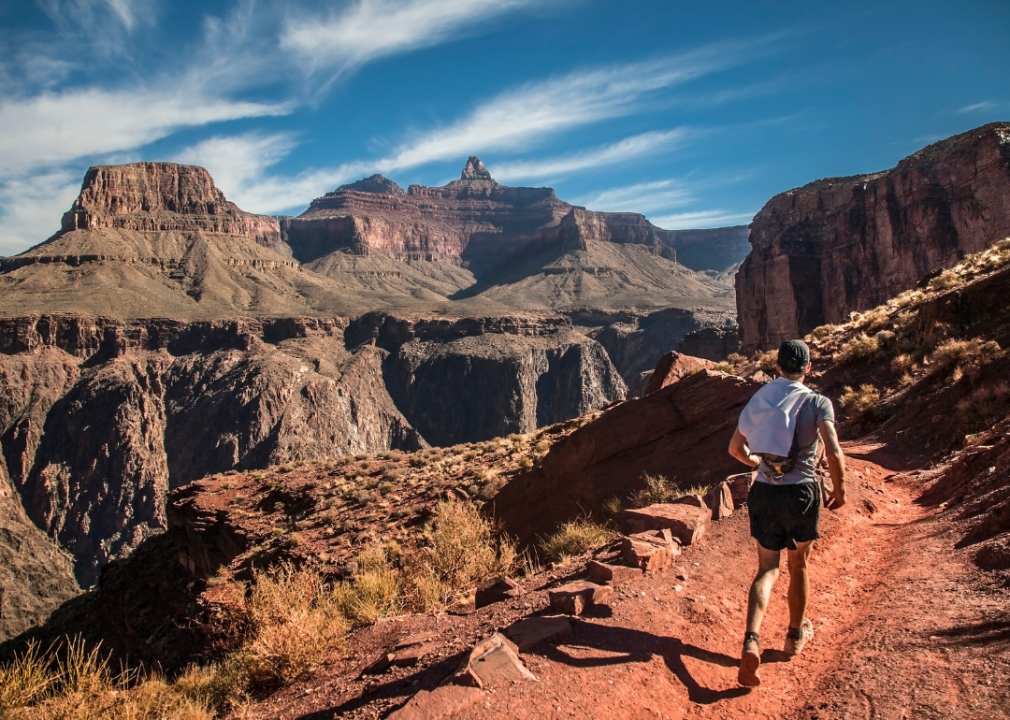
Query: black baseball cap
xmin=777 ymin=339 xmax=810 ymax=374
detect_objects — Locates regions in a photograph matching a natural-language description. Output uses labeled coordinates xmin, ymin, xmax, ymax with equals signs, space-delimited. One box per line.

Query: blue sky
xmin=0 ymin=0 xmax=1008 ymax=256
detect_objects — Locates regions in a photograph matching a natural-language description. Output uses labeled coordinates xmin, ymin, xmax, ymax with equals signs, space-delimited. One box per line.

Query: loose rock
xmin=549 ymin=580 xmax=614 ymax=615
xmin=622 ymin=503 xmax=711 ymax=546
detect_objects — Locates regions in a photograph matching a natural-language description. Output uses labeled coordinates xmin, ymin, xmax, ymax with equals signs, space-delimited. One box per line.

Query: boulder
xmin=454 ymin=633 xmax=536 ymax=688
xmin=475 ymin=576 xmax=520 ymax=609
xmin=644 ymin=351 xmax=717 ymax=396
xmin=622 ymin=503 xmax=711 ymax=546
xmin=621 ymin=529 xmax=680 ymax=571
xmin=388 ymin=686 xmax=484 ymax=720
xmin=358 ymin=651 xmax=394 ymax=677
xmin=727 ymin=472 xmax=756 ymax=506
xmin=673 ymin=494 xmax=707 ymax=508
xmin=548 ymin=580 xmax=614 ymax=615
xmin=703 ymin=481 xmax=734 ymax=520
xmin=391 ymin=642 xmax=438 ymax=667
xmin=503 ymin=616 xmax=573 ymax=652
xmin=586 ymin=559 xmax=643 ymax=585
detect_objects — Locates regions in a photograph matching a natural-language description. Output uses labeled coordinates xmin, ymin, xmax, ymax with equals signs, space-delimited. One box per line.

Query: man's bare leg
xmin=784 ymin=541 xmax=815 ymax=656
xmin=739 ymin=543 xmax=781 ymax=686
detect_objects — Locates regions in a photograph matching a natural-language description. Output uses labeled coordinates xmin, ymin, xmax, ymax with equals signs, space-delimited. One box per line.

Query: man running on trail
xmin=727 ymin=339 xmax=846 ymax=688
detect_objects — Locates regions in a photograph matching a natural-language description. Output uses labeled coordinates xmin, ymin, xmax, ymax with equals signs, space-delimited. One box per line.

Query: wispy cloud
xmin=0 ymin=88 xmax=292 ymax=177
xmin=0 ymin=170 xmax=80 ymax=255
xmin=37 ymin=0 xmax=155 ymax=31
xmin=281 ymin=0 xmax=541 ymax=80
xmin=575 ymin=179 xmax=694 ymax=214
xmin=649 ymin=209 xmax=756 ymax=229
xmin=957 ymin=100 xmax=998 ymax=114
xmin=492 ymin=129 xmax=692 ymax=182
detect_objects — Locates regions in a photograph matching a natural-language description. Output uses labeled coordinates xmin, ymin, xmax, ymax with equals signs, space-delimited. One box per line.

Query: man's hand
xmin=728 ymin=428 xmax=761 ymax=468
xmin=826 ymin=488 xmax=846 ymax=510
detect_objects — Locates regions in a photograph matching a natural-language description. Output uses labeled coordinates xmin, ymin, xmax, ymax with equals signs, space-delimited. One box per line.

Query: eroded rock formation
xmin=737 ymin=122 xmax=1010 ymax=351
xmin=493 ymin=368 xmax=760 ymax=544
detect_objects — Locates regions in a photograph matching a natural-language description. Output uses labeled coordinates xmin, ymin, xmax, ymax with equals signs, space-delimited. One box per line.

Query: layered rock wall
xmin=737 ymin=123 xmax=1010 ymax=352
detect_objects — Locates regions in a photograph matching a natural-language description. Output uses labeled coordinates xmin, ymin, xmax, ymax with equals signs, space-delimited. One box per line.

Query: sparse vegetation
xmin=929 ymin=338 xmax=1003 ymax=382
xmin=0 ymin=638 xmax=213 ymax=719
xmin=628 ymin=473 xmax=676 ymax=508
xmin=834 ymin=333 xmax=879 ymax=365
xmin=540 ymin=517 xmax=613 ymax=563
xmin=839 ymin=384 xmax=881 ymax=420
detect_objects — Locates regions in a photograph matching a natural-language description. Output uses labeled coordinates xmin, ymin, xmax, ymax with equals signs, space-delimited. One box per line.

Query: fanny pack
xmin=758 ymin=395 xmax=813 ymax=478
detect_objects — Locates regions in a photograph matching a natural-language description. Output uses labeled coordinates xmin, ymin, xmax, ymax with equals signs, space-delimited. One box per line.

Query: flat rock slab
xmin=503 ymin=616 xmax=572 ymax=652
xmin=704 ymin=480 xmax=734 ymax=520
xmin=358 ymin=651 xmax=394 ymax=677
xmin=548 ymin=580 xmax=614 ymax=615
xmin=394 ymin=631 xmax=438 ymax=650
xmin=391 ymin=642 xmax=439 ymax=666
xmin=475 ymin=575 xmax=520 ymax=609
xmin=455 ymin=632 xmax=536 ymax=688
xmin=388 ymin=685 xmax=484 ymax=720
xmin=587 ymin=559 xmax=643 ymax=585
xmin=622 ymin=503 xmax=711 ymax=546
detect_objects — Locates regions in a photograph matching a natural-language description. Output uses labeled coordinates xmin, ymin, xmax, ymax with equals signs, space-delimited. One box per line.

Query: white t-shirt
xmin=737 ymin=377 xmax=835 ymax=485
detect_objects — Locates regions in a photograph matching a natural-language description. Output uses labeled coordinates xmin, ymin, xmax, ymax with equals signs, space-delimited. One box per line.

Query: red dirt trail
xmin=242 ymin=444 xmax=1010 ymax=720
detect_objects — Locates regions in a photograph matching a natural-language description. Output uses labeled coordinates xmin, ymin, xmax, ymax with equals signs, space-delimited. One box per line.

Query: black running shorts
xmin=747 ymin=481 xmax=820 ymax=552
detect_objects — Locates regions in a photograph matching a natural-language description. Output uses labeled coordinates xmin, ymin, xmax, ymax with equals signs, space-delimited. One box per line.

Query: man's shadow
xmin=538 ymin=615 xmax=790 ymax=705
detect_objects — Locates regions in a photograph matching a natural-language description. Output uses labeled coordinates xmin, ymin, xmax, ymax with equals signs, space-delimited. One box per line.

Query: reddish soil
xmin=231 ymin=443 xmax=1010 ymax=720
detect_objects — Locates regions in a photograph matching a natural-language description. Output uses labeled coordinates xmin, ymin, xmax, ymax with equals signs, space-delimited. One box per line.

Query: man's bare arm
xmin=728 ymin=428 xmax=761 ymax=468
xmin=818 ymin=419 xmax=846 ymax=509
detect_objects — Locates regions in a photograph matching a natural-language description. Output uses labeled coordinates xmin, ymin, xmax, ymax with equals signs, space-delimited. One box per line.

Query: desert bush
xmin=335 ymin=544 xmax=402 ymax=623
xmin=891 ymin=353 xmax=915 ymax=375
xmin=834 ymin=333 xmax=879 ymax=365
xmin=929 ymin=339 xmax=1003 ymax=382
xmin=726 ymin=352 xmax=747 ymax=365
xmin=929 ymin=269 xmax=963 ymax=291
xmin=808 ymin=324 xmax=839 ymax=340
xmin=602 ymin=496 xmax=624 ymax=521
xmin=861 ymin=308 xmax=890 ymax=332
xmin=956 ymin=380 xmax=1010 ymax=425
xmin=0 ymin=638 xmax=214 ymax=720
xmin=839 ymin=384 xmax=881 ymax=419
xmin=628 ymin=473 xmax=675 ymax=508
xmin=753 ymin=350 xmax=778 ymax=374
xmin=419 ymin=500 xmax=516 ymax=596
xmin=540 ymin=517 xmax=612 ymax=563
xmin=715 ymin=361 xmax=733 ymax=373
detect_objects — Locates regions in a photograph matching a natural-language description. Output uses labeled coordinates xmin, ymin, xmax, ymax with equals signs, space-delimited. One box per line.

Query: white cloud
xmin=36 ymin=0 xmax=154 ymax=31
xmin=492 ymin=129 xmax=691 ymax=182
xmin=575 ymin=180 xmax=694 ymax=214
xmin=958 ymin=100 xmax=998 ymax=114
xmin=0 ymin=88 xmax=292 ymax=177
xmin=172 ymin=132 xmax=299 ymax=202
xmin=374 ymin=48 xmax=741 ymax=172
xmin=0 ymin=171 xmax=81 ymax=255
xmin=281 ymin=0 xmax=540 ymax=78
xmin=649 ymin=209 xmax=756 ymax=229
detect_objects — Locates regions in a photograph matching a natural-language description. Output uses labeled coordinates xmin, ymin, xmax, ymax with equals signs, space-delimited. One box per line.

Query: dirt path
xmin=250 ymin=445 xmax=1010 ymax=719
xmin=451 ymin=445 xmax=1009 ymax=720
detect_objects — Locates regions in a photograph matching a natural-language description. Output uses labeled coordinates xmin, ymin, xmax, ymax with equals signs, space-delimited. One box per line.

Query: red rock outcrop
xmin=492 ymin=369 xmax=761 ymax=544
xmin=284 ymin=157 xmax=699 ymax=270
xmin=643 ymin=351 xmax=717 ymax=396
xmin=737 ymin=122 xmax=1010 ymax=352
xmin=59 ymin=162 xmax=284 ymax=248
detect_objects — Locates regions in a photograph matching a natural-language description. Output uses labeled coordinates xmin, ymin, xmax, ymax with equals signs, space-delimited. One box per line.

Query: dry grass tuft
xmin=839 ymin=384 xmax=881 ymax=419
xmin=540 ymin=517 xmax=613 ymax=563
xmin=419 ymin=499 xmax=516 ymax=598
xmin=929 ymin=339 xmax=1003 ymax=382
xmin=0 ymin=638 xmax=213 ymax=720
xmin=834 ymin=333 xmax=879 ymax=365
xmin=629 ymin=473 xmax=676 ymax=508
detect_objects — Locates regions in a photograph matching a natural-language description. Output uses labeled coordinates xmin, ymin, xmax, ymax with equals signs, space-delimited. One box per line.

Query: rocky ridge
xmin=737 ymin=122 xmax=1010 ymax=352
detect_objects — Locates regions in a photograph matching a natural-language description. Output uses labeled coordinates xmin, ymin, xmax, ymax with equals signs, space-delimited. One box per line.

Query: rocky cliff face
xmin=282 ymin=158 xmax=734 ymax=274
xmin=0 ymin=315 xmax=421 ymax=585
xmin=737 ymin=122 xmax=1010 ymax=352
xmin=493 ymin=368 xmax=760 ymax=544
xmin=346 ymin=312 xmax=625 ymax=445
xmin=59 ymin=163 xmax=284 ymax=247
